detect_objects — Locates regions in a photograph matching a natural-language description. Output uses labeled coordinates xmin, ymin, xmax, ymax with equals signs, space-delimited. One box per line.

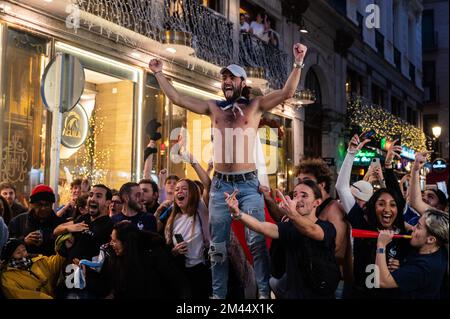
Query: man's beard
xmin=128 ymin=200 xmax=142 ymax=212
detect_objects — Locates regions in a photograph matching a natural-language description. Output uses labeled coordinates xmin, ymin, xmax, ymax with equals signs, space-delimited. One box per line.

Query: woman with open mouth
xmin=164 ymin=178 xmax=211 ymax=299
xmin=336 ymin=134 xmax=411 ymax=299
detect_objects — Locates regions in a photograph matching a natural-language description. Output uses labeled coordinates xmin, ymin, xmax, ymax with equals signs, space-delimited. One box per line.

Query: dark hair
xmin=111 ymin=189 xmax=120 ymax=197
xmin=108 ymin=221 xmax=164 ymax=297
xmin=0 ymin=182 xmax=15 ymax=193
xmin=92 ymin=184 xmax=112 ymax=201
xmin=73 ymin=194 xmax=89 ymax=219
xmin=0 ymin=195 xmax=12 ymax=224
xmin=365 ymin=188 xmax=405 ymax=231
xmin=139 ymin=179 xmax=159 ymax=194
xmin=165 ymin=179 xmax=200 ymax=245
xmin=296 ymin=180 xmax=323 ymax=200
xmin=70 ymin=178 xmax=82 ymax=189
xmin=119 ymin=182 xmax=139 ymax=201
xmin=296 ymin=158 xmax=333 ymax=193
xmin=430 ymin=189 xmax=448 ymax=210
xmin=165 ymin=175 xmax=179 ymax=184
xmin=241 ymin=85 xmax=251 ymax=100
xmin=194 ymin=180 xmax=204 ymax=195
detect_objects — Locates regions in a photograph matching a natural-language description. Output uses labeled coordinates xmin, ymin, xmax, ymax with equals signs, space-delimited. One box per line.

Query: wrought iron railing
xmin=239 ymin=33 xmax=288 ymax=89
xmin=75 ymin=0 xmax=233 ymax=66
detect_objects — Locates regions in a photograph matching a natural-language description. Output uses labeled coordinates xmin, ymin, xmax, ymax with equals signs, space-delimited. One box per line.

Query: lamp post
xmin=432 ymin=125 xmax=442 ymax=159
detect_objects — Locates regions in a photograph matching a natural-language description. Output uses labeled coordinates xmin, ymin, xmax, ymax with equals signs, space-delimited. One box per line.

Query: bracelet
xmin=231 ymin=210 xmax=243 ymax=220
xmin=376 ymin=247 xmax=385 ymax=254
xmin=293 ymin=61 xmax=305 ymax=69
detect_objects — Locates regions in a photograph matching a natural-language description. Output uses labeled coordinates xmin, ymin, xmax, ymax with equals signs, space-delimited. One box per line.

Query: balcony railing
xmin=239 ymin=33 xmax=288 ymax=89
xmin=76 ymin=0 xmax=233 ymax=66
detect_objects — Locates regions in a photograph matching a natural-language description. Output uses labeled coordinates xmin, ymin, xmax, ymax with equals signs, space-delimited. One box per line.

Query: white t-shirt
xmin=240 ymin=21 xmax=250 ymax=32
xmin=250 ymin=21 xmax=265 ymax=38
xmin=173 ymin=213 xmax=204 ymax=268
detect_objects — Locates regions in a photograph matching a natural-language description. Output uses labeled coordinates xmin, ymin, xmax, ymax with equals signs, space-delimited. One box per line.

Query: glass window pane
xmin=58 ymin=69 xmax=135 ymax=202
xmin=0 ymin=28 xmax=48 ymax=203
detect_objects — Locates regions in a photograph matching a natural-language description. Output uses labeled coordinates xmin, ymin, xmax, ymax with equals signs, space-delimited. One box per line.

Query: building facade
xmin=0 ymin=0 xmax=425 ymax=202
xmin=422 ymin=0 xmax=449 ymax=161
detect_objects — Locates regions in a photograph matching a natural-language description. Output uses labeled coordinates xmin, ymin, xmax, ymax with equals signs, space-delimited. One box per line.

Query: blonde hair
xmin=424 ymin=208 xmax=449 ymax=246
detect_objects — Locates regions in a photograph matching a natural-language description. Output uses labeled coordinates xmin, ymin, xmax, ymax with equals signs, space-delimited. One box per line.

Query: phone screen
xmin=361 ymin=129 xmax=376 ymax=140
xmin=174 ymin=234 xmax=184 ymax=244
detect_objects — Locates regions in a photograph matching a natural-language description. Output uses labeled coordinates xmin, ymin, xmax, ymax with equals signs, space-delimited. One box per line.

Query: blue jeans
xmin=209 ymin=173 xmax=270 ymax=298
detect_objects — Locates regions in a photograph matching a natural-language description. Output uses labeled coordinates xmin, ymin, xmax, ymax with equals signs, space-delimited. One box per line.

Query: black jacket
xmin=8 ymin=211 xmax=63 ymax=256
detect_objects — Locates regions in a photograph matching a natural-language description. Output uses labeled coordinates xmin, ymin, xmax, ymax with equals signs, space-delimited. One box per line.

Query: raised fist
xmin=149 ymin=59 xmax=163 ymax=73
xmin=293 ymin=43 xmax=307 ymax=63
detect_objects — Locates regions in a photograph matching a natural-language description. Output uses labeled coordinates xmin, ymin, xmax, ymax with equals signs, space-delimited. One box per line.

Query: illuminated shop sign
xmin=354 ymin=150 xmax=377 ymax=165
xmin=400 ymin=146 xmax=416 ymax=160
xmin=432 ymin=158 xmax=447 ymax=172
xmin=61 ymin=103 xmax=89 ymax=149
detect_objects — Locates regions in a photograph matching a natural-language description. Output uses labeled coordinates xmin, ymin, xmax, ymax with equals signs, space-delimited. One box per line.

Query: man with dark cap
xmin=0 ymin=238 xmax=70 ymax=299
xmin=8 ymin=185 xmax=63 ymax=256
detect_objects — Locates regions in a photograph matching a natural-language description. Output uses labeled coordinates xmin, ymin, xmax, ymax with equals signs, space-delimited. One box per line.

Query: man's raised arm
xmin=258 ymin=43 xmax=307 ymax=112
xmin=149 ymin=59 xmax=210 ymax=115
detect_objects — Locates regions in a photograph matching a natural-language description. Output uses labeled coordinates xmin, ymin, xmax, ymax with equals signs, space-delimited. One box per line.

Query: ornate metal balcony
xmin=239 ymin=33 xmax=288 ymax=89
xmin=76 ymin=0 xmax=233 ymax=66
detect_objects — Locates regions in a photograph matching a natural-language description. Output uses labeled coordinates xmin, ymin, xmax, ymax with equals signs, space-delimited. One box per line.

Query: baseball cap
xmin=220 ymin=64 xmax=247 ymax=80
xmin=350 ymin=180 xmax=373 ymax=202
xmin=430 ymin=189 xmax=448 ymax=208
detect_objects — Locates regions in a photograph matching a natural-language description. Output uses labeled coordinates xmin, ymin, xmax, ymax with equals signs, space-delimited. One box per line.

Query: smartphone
xmin=360 ymin=129 xmax=376 ymax=140
xmin=174 ymin=233 xmax=184 ymax=244
xmin=393 ymin=134 xmax=402 ymax=146
xmin=371 ymin=158 xmax=381 ymax=168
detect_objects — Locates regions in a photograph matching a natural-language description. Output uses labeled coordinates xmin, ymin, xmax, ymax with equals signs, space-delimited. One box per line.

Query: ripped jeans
xmin=209 ymin=173 xmax=270 ymax=298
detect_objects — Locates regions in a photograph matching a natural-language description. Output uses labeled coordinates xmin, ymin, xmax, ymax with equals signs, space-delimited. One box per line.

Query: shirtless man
xmin=148 ymin=43 xmax=307 ymax=299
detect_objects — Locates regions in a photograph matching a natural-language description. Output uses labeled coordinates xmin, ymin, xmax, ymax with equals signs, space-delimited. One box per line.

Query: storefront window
xmin=55 ymin=43 xmax=142 ymax=203
xmin=0 ymin=27 xmax=49 ymax=203
xmin=169 ymin=82 xmax=215 ymax=180
xmin=259 ymin=113 xmax=293 ymax=193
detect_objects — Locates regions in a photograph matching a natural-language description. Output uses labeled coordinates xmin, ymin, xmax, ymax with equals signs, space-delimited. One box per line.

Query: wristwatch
xmin=376 ymin=247 xmax=385 ymax=254
xmin=231 ymin=210 xmax=243 ymax=220
xmin=293 ymin=61 xmax=305 ymax=69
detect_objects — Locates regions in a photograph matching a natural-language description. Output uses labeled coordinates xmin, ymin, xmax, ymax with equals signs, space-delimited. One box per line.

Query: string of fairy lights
xmin=79 ymin=107 xmax=110 ymax=185
xmin=347 ymin=96 xmax=427 ymax=152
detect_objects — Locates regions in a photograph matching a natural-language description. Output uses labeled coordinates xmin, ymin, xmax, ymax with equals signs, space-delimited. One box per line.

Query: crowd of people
xmin=0 ymin=135 xmax=447 ymax=299
xmin=0 ymin=42 xmax=448 ymax=300
xmin=240 ymin=11 xmax=280 ymax=49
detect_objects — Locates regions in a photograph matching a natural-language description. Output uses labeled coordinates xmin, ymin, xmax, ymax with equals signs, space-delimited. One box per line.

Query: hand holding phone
xmin=392 ymin=134 xmax=402 ymax=146
xmin=371 ymin=158 xmax=381 ymax=169
xmin=174 ymin=233 xmax=184 ymax=244
xmin=360 ymin=129 xmax=376 ymax=140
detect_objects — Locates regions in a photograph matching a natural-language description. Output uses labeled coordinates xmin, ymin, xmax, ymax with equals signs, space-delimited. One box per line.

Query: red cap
xmin=30 ymin=184 xmax=55 ymax=203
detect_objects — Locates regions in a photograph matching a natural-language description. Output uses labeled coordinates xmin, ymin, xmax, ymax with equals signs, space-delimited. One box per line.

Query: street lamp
xmin=432 ymin=126 xmax=442 ymax=139
xmin=432 ymin=125 xmax=442 ymax=159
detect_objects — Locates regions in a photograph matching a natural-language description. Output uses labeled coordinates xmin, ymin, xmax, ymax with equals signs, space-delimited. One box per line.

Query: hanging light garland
xmin=347 ymin=96 xmax=426 ymax=152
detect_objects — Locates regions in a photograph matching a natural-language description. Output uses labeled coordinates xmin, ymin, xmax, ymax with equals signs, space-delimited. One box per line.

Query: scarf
xmin=8 ymin=256 xmax=33 ymax=270
xmin=216 ymin=97 xmax=250 ymax=118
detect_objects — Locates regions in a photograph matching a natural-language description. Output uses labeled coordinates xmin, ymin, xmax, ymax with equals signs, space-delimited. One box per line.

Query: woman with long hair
xmin=336 ymin=134 xmax=410 ymax=298
xmin=93 ymin=221 xmax=190 ymax=299
xmin=165 ymin=178 xmax=211 ymax=299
